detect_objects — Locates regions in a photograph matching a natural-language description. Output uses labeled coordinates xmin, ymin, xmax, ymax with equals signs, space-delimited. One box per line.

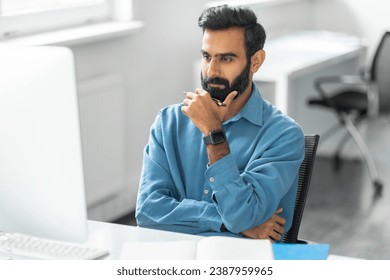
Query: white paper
xmin=196 ymin=236 xmax=273 ymax=260
xmin=120 ymin=240 xmax=197 ymax=260
xmin=120 ymin=236 xmax=273 ymax=260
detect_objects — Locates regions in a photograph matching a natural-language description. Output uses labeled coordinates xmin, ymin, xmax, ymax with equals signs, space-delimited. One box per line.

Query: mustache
xmin=202 ymin=76 xmax=230 ymax=88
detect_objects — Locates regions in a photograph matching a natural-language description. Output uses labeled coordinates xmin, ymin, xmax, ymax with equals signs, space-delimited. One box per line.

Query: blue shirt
xmin=136 ymin=83 xmax=304 ymax=238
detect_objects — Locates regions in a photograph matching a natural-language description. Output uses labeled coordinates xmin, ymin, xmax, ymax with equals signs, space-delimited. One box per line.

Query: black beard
xmin=201 ymin=62 xmax=251 ymax=102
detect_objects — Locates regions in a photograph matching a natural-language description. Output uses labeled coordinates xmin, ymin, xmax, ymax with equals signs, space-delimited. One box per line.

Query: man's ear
xmin=250 ymin=49 xmax=266 ymax=74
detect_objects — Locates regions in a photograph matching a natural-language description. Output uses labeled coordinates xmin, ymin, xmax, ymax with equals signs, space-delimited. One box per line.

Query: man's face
xmin=200 ymin=28 xmax=251 ymax=102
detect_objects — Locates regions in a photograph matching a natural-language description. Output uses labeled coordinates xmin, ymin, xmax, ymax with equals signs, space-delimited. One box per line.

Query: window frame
xmin=0 ymin=0 xmax=118 ymax=40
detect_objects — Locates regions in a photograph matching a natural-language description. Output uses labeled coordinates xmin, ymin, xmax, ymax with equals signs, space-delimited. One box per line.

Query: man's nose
xmin=206 ymin=58 xmax=220 ymax=77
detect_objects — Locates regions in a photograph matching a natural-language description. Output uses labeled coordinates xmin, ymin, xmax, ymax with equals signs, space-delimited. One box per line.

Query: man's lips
xmin=208 ymin=83 xmax=225 ymax=89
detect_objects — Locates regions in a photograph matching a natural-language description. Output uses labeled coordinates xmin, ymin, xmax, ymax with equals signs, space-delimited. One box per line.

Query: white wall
xmin=249 ymin=0 xmax=313 ymax=38
xmin=70 ymin=0 xmax=210 ymax=220
xmin=311 ymin=0 xmax=390 ymax=60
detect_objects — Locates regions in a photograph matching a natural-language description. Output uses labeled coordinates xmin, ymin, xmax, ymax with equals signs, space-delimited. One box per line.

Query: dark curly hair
xmin=198 ymin=5 xmax=266 ymax=60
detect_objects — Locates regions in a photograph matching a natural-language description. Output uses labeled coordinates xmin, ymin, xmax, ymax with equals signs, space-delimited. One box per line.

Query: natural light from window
xmin=0 ymin=0 xmax=136 ymax=42
xmin=1 ymin=0 xmax=104 ymax=16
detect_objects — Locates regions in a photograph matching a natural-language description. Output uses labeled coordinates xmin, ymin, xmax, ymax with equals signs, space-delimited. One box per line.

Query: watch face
xmin=212 ymin=131 xmax=225 ymax=144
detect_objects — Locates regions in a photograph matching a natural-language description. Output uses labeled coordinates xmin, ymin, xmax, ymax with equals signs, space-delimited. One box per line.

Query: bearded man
xmin=136 ymin=5 xmax=304 ymax=241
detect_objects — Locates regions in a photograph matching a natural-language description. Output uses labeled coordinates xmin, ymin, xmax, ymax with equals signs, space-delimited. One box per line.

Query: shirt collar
xmin=223 ymin=82 xmax=264 ymax=126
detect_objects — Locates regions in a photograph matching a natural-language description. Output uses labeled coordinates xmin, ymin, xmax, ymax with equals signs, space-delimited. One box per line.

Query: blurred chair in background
xmin=283 ymin=134 xmax=320 ymax=244
xmin=307 ymin=31 xmax=390 ymax=198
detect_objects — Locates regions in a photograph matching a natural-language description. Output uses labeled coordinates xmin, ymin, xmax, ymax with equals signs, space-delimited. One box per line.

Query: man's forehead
xmin=202 ymin=27 xmax=246 ymax=54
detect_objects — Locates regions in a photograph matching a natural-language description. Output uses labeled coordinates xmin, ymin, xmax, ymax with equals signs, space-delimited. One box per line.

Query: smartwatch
xmin=203 ymin=129 xmax=226 ymax=145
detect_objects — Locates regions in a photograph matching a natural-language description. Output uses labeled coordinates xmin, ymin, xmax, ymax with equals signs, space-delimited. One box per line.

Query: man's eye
xmin=202 ymin=54 xmax=211 ymax=61
xmin=221 ymin=56 xmax=233 ymax=62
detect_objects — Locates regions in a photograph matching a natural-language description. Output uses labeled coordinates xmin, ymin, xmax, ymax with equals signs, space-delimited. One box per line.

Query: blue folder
xmin=273 ymin=243 xmax=330 ymax=260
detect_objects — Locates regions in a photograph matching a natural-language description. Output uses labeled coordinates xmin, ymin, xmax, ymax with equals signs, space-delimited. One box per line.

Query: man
xmin=136 ymin=5 xmax=304 ymax=241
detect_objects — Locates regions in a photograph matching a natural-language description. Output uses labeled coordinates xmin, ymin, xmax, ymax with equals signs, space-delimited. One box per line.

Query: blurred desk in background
xmin=254 ymin=30 xmax=367 ymax=157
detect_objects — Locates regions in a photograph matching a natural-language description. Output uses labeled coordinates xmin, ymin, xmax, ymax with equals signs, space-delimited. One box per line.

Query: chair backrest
xmin=283 ymin=134 xmax=320 ymax=243
xmin=370 ymin=31 xmax=390 ymax=113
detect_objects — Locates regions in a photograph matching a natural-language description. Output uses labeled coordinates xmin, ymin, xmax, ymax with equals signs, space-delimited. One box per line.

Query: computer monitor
xmin=0 ymin=46 xmax=88 ymax=243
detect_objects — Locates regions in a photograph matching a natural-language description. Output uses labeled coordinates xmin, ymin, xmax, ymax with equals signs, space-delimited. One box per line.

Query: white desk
xmin=85 ymin=220 xmax=355 ymax=260
xmin=0 ymin=220 xmax=357 ymax=260
xmin=85 ymin=220 xmax=203 ymax=259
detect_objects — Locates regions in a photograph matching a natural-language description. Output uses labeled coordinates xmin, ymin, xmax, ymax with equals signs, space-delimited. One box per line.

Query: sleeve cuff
xmin=204 ymin=153 xmax=241 ymax=189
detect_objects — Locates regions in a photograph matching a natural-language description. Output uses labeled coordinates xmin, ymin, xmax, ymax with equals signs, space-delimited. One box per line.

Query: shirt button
xmin=209 ymin=177 xmax=215 ymax=182
xmin=204 ymin=189 xmax=209 ymax=195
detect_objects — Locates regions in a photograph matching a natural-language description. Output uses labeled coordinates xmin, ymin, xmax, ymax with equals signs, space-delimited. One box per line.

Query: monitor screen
xmin=0 ymin=46 xmax=88 ymax=243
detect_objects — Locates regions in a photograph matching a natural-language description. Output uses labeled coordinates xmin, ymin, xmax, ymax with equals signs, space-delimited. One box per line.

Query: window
xmin=0 ymin=0 xmax=128 ymax=40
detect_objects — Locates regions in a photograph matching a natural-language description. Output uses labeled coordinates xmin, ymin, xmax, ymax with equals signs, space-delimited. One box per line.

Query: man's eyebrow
xmin=219 ymin=52 xmax=238 ymax=58
xmin=200 ymin=50 xmax=238 ymax=57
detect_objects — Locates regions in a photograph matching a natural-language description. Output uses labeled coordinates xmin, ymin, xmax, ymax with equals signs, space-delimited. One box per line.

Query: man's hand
xmin=240 ymin=208 xmax=286 ymax=242
xmin=181 ymin=88 xmax=237 ymax=135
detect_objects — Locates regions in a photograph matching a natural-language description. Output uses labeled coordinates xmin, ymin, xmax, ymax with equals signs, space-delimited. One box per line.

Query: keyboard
xmin=0 ymin=233 xmax=109 ymax=260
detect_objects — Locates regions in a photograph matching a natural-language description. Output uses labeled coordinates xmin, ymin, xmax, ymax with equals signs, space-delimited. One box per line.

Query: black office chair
xmin=283 ymin=134 xmax=320 ymax=244
xmin=307 ymin=31 xmax=390 ymax=198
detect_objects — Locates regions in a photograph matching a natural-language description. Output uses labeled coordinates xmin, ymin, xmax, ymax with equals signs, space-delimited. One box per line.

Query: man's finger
xmin=275 ymin=208 xmax=283 ymax=214
xmin=183 ymin=91 xmax=196 ymax=99
xmin=270 ymin=231 xmax=282 ymax=241
xmin=182 ymin=98 xmax=190 ymax=106
xmin=195 ymin=87 xmax=208 ymax=96
xmin=275 ymin=215 xmax=286 ymax=226
xmin=223 ymin=91 xmax=238 ymax=106
xmin=274 ymin=223 xmax=284 ymax=235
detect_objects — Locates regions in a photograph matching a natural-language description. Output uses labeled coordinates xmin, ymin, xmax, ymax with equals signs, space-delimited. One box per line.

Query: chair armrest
xmin=314 ymin=75 xmax=365 ymax=87
xmin=314 ymin=75 xmax=367 ymax=101
xmin=314 ymin=75 xmax=378 ymax=117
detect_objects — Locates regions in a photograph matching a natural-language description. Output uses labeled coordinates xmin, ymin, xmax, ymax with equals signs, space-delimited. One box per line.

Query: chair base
xmin=343 ymin=114 xmax=383 ymax=198
xmin=319 ymin=113 xmax=383 ymax=198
